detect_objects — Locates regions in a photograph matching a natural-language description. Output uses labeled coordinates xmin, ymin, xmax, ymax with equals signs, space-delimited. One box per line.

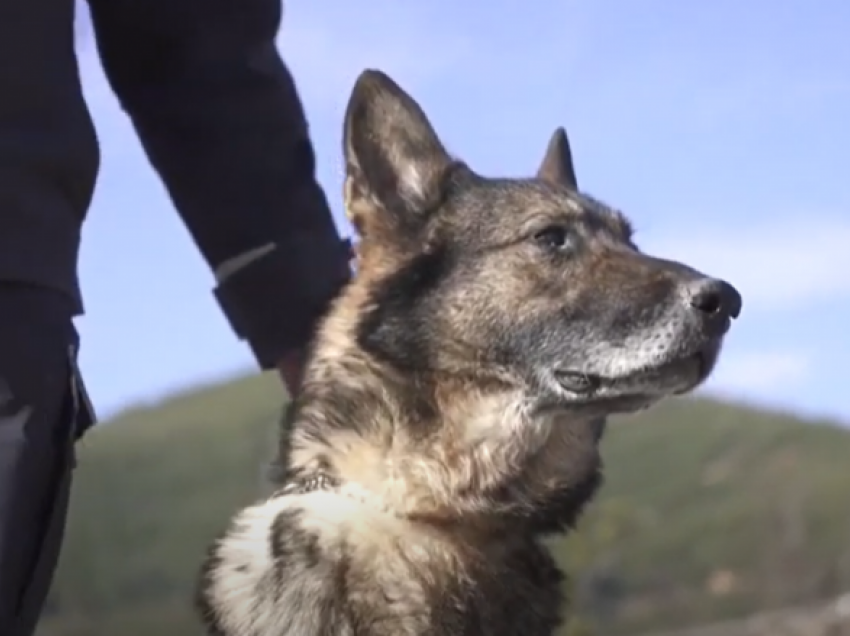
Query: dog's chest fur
xmin=197 ymin=470 xmax=567 ymax=636
xmin=197 ymin=362 xmax=603 ymax=636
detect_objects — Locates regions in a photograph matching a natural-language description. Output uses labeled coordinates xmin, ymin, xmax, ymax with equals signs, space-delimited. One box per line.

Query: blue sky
xmin=73 ymin=0 xmax=850 ymax=423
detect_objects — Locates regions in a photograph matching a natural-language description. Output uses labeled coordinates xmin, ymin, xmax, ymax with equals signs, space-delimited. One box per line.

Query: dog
xmin=195 ymin=69 xmax=742 ymax=636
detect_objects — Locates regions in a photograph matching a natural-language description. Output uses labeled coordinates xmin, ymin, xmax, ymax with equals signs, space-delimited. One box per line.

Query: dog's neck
xmin=267 ymin=277 xmax=602 ymax=532
xmin=279 ymin=348 xmax=602 ymax=534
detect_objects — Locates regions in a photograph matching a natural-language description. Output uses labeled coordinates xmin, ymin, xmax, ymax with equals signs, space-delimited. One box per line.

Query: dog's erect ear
xmin=536 ymin=127 xmax=578 ymax=191
xmin=343 ymin=70 xmax=453 ymax=237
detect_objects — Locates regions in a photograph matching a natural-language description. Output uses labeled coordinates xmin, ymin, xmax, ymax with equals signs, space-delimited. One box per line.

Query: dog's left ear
xmin=537 ymin=127 xmax=578 ymax=191
xmin=343 ymin=70 xmax=453 ymax=239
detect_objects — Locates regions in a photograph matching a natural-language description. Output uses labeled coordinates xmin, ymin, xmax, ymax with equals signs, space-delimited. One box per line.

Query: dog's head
xmin=342 ymin=70 xmax=741 ymax=421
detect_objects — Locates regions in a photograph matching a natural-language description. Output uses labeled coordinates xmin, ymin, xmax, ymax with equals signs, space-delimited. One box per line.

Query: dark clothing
xmin=0 ymin=0 xmax=352 ymax=368
xmin=0 ymin=285 xmax=91 ymax=636
xmin=0 ymin=0 xmax=351 ymax=633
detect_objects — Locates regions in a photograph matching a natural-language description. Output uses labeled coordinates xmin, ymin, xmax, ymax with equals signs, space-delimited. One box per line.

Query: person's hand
xmin=276 ymin=242 xmax=358 ymax=396
xmin=276 ymin=348 xmax=306 ymax=397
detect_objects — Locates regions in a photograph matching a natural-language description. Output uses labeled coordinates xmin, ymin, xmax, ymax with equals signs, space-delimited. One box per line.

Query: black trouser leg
xmin=0 ymin=285 xmax=94 ymax=636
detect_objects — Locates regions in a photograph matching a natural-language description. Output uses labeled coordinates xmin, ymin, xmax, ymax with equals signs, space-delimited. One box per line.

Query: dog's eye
xmin=533 ymin=226 xmax=574 ymax=252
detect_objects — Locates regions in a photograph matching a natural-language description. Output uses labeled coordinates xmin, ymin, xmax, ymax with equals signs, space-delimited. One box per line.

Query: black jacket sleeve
xmin=87 ymin=0 xmax=352 ymax=369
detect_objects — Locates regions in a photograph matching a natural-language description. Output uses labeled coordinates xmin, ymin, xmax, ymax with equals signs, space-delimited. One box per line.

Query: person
xmin=0 ymin=0 xmax=353 ymax=633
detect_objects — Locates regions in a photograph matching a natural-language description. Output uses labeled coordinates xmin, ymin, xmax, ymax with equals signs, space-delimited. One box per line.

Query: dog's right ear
xmin=537 ymin=127 xmax=578 ymax=191
xmin=343 ymin=70 xmax=453 ymax=239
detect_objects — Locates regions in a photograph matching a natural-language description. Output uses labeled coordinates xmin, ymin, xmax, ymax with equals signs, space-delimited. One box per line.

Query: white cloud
xmin=642 ymin=216 xmax=850 ymax=310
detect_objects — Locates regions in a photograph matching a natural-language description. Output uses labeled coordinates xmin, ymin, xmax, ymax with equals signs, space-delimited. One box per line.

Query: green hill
xmin=35 ymin=373 xmax=850 ymax=636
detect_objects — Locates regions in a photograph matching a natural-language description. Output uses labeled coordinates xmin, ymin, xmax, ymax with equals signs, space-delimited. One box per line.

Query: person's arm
xmin=87 ymin=0 xmax=352 ymax=380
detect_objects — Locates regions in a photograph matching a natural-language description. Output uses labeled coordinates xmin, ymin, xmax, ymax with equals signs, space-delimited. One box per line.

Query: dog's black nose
xmin=686 ymin=278 xmax=742 ymax=324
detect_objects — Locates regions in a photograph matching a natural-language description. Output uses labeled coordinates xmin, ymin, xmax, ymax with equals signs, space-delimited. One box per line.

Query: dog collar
xmin=274 ymin=471 xmax=340 ymax=497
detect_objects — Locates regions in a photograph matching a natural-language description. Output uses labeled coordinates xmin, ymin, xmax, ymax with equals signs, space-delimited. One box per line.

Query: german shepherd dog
xmin=196 ymin=70 xmax=742 ymax=636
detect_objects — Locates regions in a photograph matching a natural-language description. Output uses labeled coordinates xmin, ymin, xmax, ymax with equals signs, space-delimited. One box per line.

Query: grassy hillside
xmin=35 ymin=373 xmax=850 ymax=636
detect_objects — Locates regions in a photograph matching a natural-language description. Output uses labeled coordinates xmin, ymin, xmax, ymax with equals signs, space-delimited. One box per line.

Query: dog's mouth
xmin=553 ymin=342 xmax=719 ymax=412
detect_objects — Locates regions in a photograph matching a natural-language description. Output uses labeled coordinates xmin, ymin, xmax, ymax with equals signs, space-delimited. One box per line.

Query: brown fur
xmin=196 ymin=69 xmax=743 ymax=636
